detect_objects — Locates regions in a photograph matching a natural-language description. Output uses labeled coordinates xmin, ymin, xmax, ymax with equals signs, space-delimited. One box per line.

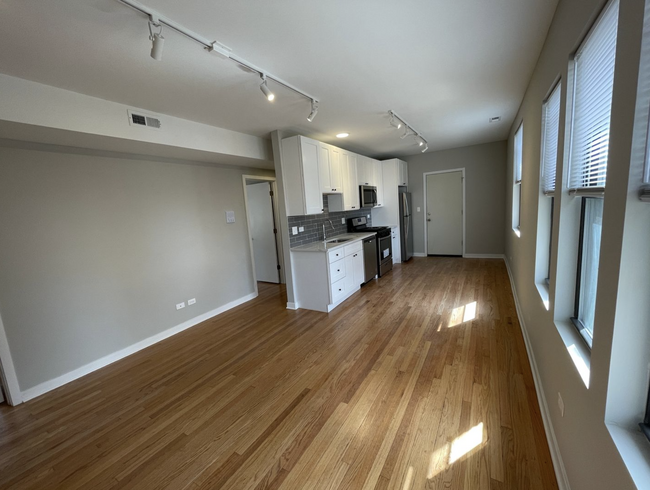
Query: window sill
xmin=554 ymin=320 xmax=591 ymax=388
xmin=606 ymin=423 xmax=650 ymax=489
xmin=513 ymin=227 xmax=521 ymax=237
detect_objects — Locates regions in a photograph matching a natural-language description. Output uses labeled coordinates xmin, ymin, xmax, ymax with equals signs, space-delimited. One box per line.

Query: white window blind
xmin=514 ymin=124 xmax=523 ymax=184
xmin=568 ymin=0 xmax=619 ymax=192
xmin=541 ymin=83 xmax=561 ymax=195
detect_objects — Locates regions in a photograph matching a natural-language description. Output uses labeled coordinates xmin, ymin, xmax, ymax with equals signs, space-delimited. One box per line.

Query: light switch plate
xmin=188 ymin=298 xmax=196 ymax=306
xmin=417 ymin=207 xmax=421 ymax=212
xmin=225 ymin=211 xmax=235 ymax=223
xmin=292 ymin=226 xmax=298 ymax=235
xmin=299 ymin=226 xmax=304 ymax=232
xmin=341 ymin=218 xmax=345 ymax=224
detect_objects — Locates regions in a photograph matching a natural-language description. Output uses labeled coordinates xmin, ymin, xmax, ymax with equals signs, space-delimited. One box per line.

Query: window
xmin=567 ymin=0 xmax=619 ymax=347
xmin=541 ymin=82 xmax=561 ymax=283
xmin=513 ymin=123 xmax=523 ymax=234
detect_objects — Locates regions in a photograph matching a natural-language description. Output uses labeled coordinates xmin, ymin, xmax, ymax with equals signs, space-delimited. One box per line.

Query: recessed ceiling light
xmin=336 ymin=133 xmax=349 ymax=138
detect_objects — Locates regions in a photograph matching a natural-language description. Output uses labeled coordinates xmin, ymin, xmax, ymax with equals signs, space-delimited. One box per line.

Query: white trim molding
xmin=504 ymin=258 xmax=571 ymax=490
xmin=21 ymin=291 xmax=257 ymax=402
xmin=412 ymin=252 xmax=427 ymax=257
xmin=0 ymin=311 xmax=22 ymax=405
xmin=463 ymin=253 xmax=506 ymax=259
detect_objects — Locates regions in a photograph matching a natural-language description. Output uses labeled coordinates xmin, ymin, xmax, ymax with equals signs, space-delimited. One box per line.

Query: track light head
xmin=259 ymin=76 xmax=275 ymax=101
xmin=389 ymin=113 xmax=402 ymax=129
xmin=400 ymin=127 xmax=410 ymax=139
xmin=418 ymin=137 xmax=425 ymax=147
xmin=148 ymin=21 xmax=164 ymax=61
xmin=307 ymin=100 xmax=319 ymax=122
xmin=422 ymin=144 xmax=428 ymax=153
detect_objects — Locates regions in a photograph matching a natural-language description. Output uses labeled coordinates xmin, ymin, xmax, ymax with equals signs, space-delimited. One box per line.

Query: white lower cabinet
xmin=392 ymin=226 xmax=401 ymax=264
xmin=291 ymin=236 xmax=367 ymax=312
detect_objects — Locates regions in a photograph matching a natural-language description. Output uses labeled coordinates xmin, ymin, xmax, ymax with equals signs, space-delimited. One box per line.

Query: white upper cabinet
xmin=344 ymin=152 xmax=360 ymax=210
xmin=318 ymin=143 xmax=343 ymax=194
xmin=281 ymin=135 xmax=324 ymax=216
xmin=398 ymin=160 xmax=408 ymax=187
xmin=372 ymin=159 xmax=384 ymax=207
xmin=357 ymin=156 xmax=372 ymax=186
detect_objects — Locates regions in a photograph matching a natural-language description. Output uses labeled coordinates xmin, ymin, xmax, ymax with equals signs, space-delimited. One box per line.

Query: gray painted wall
xmin=0 ymin=143 xmax=273 ymax=391
xmin=404 ymin=141 xmax=507 ymax=256
xmin=504 ymin=0 xmax=648 ymax=488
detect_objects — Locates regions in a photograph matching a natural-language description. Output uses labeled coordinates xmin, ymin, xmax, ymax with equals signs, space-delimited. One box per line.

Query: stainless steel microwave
xmin=359 ymin=185 xmax=377 ymax=208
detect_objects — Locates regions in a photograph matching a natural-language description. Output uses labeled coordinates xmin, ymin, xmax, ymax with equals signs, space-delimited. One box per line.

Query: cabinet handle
xmin=352 ymin=206 xmax=356 ymax=209
xmin=338 ymin=288 xmax=342 ymax=291
xmin=337 ymin=269 xmax=340 ymax=272
xmin=353 ymin=254 xmax=357 ymax=257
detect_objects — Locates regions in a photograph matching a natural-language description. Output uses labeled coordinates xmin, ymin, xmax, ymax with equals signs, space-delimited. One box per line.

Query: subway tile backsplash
xmin=288 ymin=195 xmax=372 ymax=247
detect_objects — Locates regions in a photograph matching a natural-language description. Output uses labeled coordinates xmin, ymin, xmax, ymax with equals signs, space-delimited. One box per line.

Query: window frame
xmin=570 ymin=196 xmax=603 ymax=349
xmin=513 ymin=123 xmax=523 ymax=234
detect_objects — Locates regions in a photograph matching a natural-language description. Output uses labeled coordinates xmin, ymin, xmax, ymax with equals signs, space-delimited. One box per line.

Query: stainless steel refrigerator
xmin=399 ymin=187 xmax=413 ymax=261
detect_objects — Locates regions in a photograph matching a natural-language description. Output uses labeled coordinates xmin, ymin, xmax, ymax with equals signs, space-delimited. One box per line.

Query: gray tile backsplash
xmin=288 ymin=195 xmax=372 ymax=247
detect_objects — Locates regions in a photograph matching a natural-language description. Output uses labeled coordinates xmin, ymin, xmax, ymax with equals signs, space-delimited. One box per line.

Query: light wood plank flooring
xmin=0 ymin=257 xmax=558 ymax=489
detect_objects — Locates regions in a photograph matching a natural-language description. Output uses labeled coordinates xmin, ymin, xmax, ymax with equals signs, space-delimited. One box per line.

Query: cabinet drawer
xmin=328 ymin=248 xmax=345 ymax=263
xmin=329 ymin=258 xmax=346 ymax=283
xmin=344 ymin=240 xmax=362 ymax=256
xmin=330 ymin=277 xmax=347 ymax=304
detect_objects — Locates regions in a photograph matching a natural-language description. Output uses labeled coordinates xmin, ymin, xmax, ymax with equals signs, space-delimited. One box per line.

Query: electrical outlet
xmin=417 ymin=207 xmax=421 ymax=212
xmin=176 ymin=302 xmax=185 ymax=310
xmin=188 ymin=298 xmax=196 ymax=306
xmin=299 ymin=226 xmax=304 ymax=232
xmin=341 ymin=218 xmax=345 ymax=224
xmin=367 ymin=214 xmax=370 ymax=219
xmin=225 ymin=211 xmax=235 ymax=223
xmin=558 ymin=392 xmax=564 ymax=417
xmin=292 ymin=226 xmax=298 ymax=235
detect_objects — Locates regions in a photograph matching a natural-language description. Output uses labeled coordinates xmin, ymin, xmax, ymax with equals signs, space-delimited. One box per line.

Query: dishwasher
xmin=362 ymin=237 xmax=378 ymax=283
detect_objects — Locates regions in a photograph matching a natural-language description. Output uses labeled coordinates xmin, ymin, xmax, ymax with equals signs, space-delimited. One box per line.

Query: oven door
xmin=360 ymin=186 xmax=377 ymax=208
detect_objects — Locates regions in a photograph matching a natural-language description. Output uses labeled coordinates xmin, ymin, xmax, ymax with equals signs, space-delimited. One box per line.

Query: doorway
xmin=243 ymin=176 xmax=282 ymax=285
xmin=424 ymin=169 xmax=465 ymax=256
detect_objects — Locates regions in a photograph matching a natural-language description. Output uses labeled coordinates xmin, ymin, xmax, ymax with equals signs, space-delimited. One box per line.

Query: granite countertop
xmin=290 ymin=232 xmax=376 ymax=253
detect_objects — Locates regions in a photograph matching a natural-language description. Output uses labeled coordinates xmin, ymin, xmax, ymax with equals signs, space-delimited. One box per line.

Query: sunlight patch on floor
xmin=448 ymin=301 xmax=478 ymax=327
xmin=449 ymin=422 xmax=484 ymax=463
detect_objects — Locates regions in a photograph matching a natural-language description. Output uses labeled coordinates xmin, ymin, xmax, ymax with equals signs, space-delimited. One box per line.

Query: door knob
xmin=427 ymin=219 xmax=431 ymax=222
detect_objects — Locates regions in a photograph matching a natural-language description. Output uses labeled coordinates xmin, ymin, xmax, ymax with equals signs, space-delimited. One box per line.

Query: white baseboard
xmin=412 ymin=253 xmax=427 ymax=257
xmin=504 ymin=259 xmax=571 ymax=490
xmin=286 ymin=302 xmax=298 ymax=310
xmin=21 ymin=291 xmax=258 ymax=402
xmin=463 ymin=253 xmax=506 ymax=259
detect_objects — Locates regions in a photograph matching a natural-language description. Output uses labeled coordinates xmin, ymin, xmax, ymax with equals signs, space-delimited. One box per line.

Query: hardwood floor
xmin=0 ymin=257 xmax=558 ymax=490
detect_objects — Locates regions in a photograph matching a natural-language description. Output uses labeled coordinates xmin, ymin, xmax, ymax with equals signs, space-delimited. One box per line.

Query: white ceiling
xmin=0 ymin=0 xmax=558 ymax=159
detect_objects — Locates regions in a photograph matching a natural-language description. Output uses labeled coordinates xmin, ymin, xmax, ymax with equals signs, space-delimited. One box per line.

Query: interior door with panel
xmin=426 ymin=171 xmax=463 ymax=256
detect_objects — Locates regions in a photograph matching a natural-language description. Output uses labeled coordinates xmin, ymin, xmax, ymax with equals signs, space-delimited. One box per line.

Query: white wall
xmin=504 ymin=0 xmax=649 ymax=488
xmin=0 ymin=141 xmax=273 ymax=394
xmin=405 ymin=141 xmax=507 ymax=256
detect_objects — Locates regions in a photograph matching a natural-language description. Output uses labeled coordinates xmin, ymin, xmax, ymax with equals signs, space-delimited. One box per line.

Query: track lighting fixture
xmin=387 ymin=110 xmax=429 ymax=152
xmin=259 ymin=76 xmax=275 ymax=101
xmin=148 ymin=20 xmax=164 ymax=61
xmin=118 ymin=0 xmax=318 ymax=119
xmin=389 ymin=112 xmax=402 ymax=129
xmin=307 ymin=100 xmax=319 ymax=122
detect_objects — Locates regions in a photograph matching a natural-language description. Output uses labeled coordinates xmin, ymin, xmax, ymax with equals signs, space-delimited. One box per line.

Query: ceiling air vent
xmin=127 ymin=109 xmax=162 ymax=130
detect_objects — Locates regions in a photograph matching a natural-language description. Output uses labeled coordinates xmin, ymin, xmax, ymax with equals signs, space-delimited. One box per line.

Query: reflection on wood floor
xmin=0 ymin=257 xmax=558 ymax=489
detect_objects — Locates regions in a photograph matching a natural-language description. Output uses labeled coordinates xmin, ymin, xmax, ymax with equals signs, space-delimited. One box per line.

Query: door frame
xmin=0 ymin=311 xmax=22 ymax=405
xmin=242 ymin=175 xmax=285 ymax=293
xmin=423 ymin=168 xmax=466 ymax=257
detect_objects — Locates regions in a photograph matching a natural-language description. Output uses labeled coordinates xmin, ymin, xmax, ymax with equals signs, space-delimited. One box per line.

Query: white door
xmin=246 ymin=182 xmax=279 ymax=283
xmin=426 ymin=171 xmax=463 ymax=256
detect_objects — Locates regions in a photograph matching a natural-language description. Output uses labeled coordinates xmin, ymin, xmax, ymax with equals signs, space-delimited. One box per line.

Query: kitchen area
xmin=278 ymin=135 xmax=413 ymax=312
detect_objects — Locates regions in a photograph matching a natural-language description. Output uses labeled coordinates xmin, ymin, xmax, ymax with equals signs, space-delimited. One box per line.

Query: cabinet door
xmin=300 ymin=138 xmax=324 ymax=215
xmin=392 ymin=228 xmax=401 ymax=264
xmin=318 ymin=143 xmax=332 ymax=193
xmin=398 ymin=161 xmax=408 ymax=187
xmin=372 ymin=159 xmax=384 ymax=206
xmin=330 ymin=147 xmax=343 ymax=192
xmin=352 ymin=250 xmax=364 ymax=286
xmin=344 ymin=255 xmax=355 ymax=292
xmin=346 ymin=153 xmax=360 ymax=210
xmin=357 ymin=156 xmax=371 ymax=186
